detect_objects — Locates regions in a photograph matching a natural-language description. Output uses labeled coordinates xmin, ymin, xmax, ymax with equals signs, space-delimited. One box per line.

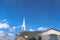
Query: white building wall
xmin=41 ymin=34 xmax=50 ymax=40
xmin=41 ymin=29 xmax=60 ymax=40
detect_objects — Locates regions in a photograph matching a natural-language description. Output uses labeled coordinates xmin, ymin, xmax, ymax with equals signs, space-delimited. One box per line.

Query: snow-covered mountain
xmin=0 ymin=31 xmax=15 ymax=40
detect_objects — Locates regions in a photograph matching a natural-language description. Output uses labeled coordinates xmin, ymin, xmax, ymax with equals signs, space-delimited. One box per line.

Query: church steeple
xmin=22 ymin=17 xmax=26 ymax=32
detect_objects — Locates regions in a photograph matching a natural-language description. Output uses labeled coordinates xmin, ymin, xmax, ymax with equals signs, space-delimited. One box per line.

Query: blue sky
xmin=0 ymin=0 xmax=60 ymax=34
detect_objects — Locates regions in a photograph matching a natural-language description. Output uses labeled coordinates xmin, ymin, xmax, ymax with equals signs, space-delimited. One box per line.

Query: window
xmin=28 ymin=37 xmax=36 ymax=40
xmin=50 ymin=34 xmax=58 ymax=40
xmin=38 ymin=36 xmax=42 ymax=40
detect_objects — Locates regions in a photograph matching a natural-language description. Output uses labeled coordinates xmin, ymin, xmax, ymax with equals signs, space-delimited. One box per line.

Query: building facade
xmin=16 ymin=28 xmax=60 ymax=40
xmin=16 ymin=18 xmax=60 ymax=40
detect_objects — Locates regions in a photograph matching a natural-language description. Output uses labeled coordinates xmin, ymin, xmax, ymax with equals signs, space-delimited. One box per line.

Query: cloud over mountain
xmin=0 ymin=31 xmax=15 ymax=40
xmin=0 ymin=19 xmax=9 ymax=29
xmin=9 ymin=26 xmax=16 ymax=32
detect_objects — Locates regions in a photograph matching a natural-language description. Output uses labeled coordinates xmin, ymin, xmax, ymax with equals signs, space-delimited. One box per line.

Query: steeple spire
xmin=22 ymin=17 xmax=26 ymax=32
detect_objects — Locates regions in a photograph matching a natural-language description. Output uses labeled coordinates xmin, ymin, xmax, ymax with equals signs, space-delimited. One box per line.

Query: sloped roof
xmin=43 ymin=28 xmax=60 ymax=32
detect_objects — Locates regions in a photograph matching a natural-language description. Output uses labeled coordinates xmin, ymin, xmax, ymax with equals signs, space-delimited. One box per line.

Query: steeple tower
xmin=22 ymin=17 xmax=26 ymax=32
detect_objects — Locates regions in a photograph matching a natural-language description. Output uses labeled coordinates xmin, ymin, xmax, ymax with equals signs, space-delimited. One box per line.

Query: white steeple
xmin=22 ymin=17 xmax=26 ymax=32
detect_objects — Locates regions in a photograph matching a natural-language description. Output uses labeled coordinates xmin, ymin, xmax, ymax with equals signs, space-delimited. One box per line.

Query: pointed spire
xmin=22 ymin=17 xmax=26 ymax=32
xmin=23 ymin=17 xmax=25 ymax=27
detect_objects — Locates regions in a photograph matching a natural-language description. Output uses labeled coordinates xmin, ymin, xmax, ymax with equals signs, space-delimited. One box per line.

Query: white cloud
xmin=0 ymin=19 xmax=16 ymax=36
xmin=29 ymin=29 xmax=35 ymax=31
xmin=0 ymin=31 xmax=5 ymax=33
xmin=0 ymin=31 xmax=5 ymax=36
xmin=7 ymin=33 xmax=15 ymax=40
xmin=0 ymin=19 xmax=9 ymax=29
xmin=0 ymin=30 xmax=15 ymax=37
xmin=0 ymin=23 xmax=9 ymax=28
xmin=2 ymin=19 xmax=7 ymax=22
xmin=37 ymin=27 xmax=47 ymax=31
xmin=0 ymin=31 xmax=15 ymax=40
xmin=7 ymin=33 xmax=15 ymax=37
xmin=0 ymin=19 xmax=7 ymax=23
xmin=9 ymin=26 xmax=16 ymax=32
